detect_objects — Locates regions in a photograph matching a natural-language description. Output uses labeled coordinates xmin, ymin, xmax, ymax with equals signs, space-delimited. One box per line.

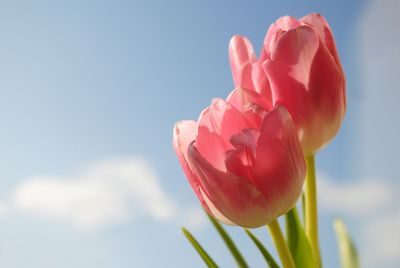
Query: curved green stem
xmin=267 ymin=219 xmax=295 ymax=268
xmin=305 ymin=155 xmax=321 ymax=267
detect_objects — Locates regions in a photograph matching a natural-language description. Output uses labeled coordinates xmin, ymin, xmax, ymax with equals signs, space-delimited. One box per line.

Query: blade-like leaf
xmin=207 ymin=214 xmax=249 ymax=268
xmin=333 ymin=218 xmax=359 ymax=268
xmin=285 ymin=207 xmax=315 ymax=268
xmin=301 ymin=192 xmax=306 ymax=225
xmin=245 ymin=229 xmax=279 ymax=268
xmin=182 ymin=227 xmax=219 ymax=268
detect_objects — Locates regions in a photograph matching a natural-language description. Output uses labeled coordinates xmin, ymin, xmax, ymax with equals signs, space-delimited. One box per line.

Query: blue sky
xmin=0 ymin=0 xmax=399 ymax=267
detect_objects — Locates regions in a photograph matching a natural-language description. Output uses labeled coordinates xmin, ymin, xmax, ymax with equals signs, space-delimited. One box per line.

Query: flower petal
xmin=275 ymin=15 xmax=301 ymax=30
xmin=300 ymin=13 xmax=341 ymax=67
xmin=229 ymin=35 xmax=257 ymax=91
xmin=260 ymin=24 xmax=281 ymax=61
xmin=263 ymin=24 xmax=345 ymax=154
xmin=188 ymin=143 xmax=272 ymax=227
xmin=227 ymin=87 xmax=272 ymax=113
xmin=253 ymin=106 xmax=306 ymax=218
xmin=263 ymin=59 xmax=310 ymax=135
xmin=196 ymin=99 xmax=254 ymax=170
xmin=260 ymin=15 xmax=301 ymax=61
xmin=225 ymin=129 xmax=259 ymax=184
xmin=229 ymin=36 xmax=271 ymax=95
xmin=173 ymin=121 xmax=211 ymax=213
xmin=196 ymin=107 xmax=227 ymax=171
xmin=269 ymin=25 xmax=319 ymax=79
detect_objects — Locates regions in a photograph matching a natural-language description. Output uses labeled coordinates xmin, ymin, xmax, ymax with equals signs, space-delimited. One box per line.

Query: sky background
xmin=0 ymin=0 xmax=399 ymax=267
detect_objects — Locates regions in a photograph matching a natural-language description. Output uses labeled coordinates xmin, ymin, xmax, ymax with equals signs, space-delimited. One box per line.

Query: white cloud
xmin=0 ymin=201 xmax=9 ymax=218
xmin=181 ymin=206 xmax=208 ymax=230
xmin=10 ymin=157 xmax=178 ymax=230
xmin=318 ymin=174 xmax=400 ymax=267
xmin=363 ymin=211 xmax=400 ymax=262
xmin=318 ymin=176 xmax=395 ymax=216
xmin=350 ymin=0 xmax=400 ymax=266
xmin=358 ymin=0 xmax=400 ymax=177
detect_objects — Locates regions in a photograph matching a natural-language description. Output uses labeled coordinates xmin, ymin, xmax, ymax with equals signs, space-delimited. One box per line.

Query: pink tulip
xmin=173 ymin=88 xmax=305 ymax=228
xmin=229 ymin=13 xmax=346 ymax=155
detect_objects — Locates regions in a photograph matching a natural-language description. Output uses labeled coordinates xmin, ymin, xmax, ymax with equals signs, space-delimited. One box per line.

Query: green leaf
xmin=285 ymin=207 xmax=315 ymax=268
xmin=182 ymin=227 xmax=219 ymax=268
xmin=333 ymin=218 xmax=359 ymax=268
xmin=301 ymin=192 xmax=306 ymax=225
xmin=207 ymin=214 xmax=249 ymax=268
xmin=244 ymin=229 xmax=279 ymax=268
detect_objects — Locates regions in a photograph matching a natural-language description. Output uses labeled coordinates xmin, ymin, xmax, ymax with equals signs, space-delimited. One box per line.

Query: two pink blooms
xmin=173 ymin=13 xmax=346 ymax=228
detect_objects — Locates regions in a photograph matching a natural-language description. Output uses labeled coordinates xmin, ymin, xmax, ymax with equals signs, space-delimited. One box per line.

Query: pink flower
xmin=173 ymin=88 xmax=305 ymax=228
xmin=229 ymin=13 xmax=346 ymax=155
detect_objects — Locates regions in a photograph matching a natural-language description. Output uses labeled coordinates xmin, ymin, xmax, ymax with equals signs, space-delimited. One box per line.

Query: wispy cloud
xmin=358 ymin=0 xmax=400 ymax=175
xmin=318 ymin=177 xmax=395 ymax=216
xmin=348 ymin=0 xmax=400 ymax=266
xmin=363 ymin=211 xmax=400 ymax=262
xmin=318 ymin=174 xmax=400 ymax=267
xmin=0 ymin=201 xmax=9 ymax=218
xmin=9 ymin=157 xmax=178 ymax=230
xmin=180 ymin=206 xmax=208 ymax=230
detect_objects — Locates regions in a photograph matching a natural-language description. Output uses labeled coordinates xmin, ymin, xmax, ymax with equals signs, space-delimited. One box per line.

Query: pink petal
xmin=199 ymin=187 xmax=234 ymax=225
xmin=300 ymin=13 xmax=341 ymax=67
xmin=173 ymin=121 xmax=197 ymax=163
xmin=263 ymin=26 xmax=320 ymax=129
xmin=229 ymin=36 xmax=271 ymax=95
xmin=275 ymin=15 xmax=301 ymax=31
xmin=269 ymin=25 xmax=319 ymax=71
xmin=253 ymin=106 xmax=306 ymax=218
xmin=227 ymin=87 xmax=272 ymax=113
xmin=173 ymin=121 xmax=211 ymax=214
xmin=251 ymin=61 xmax=271 ymax=96
xmin=229 ymin=35 xmax=257 ymax=91
xmin=226 ymin=88 xmax=273 ymax=129
xmin=263 ymin=26 xmax=345 ymax=154
xmin=226 ymin=88 xmax=243 ymax=110
xmin=196 ymin=99 xmax=254 ymax=171
xmin=225 ymin=129 xmax=259 ymax=184
xmin=260 ymin=24 xmax=281 ymax=62
xmin=305 ymin=36 xmax=346 ymax=150
xmin=308 ymin=38 xmax=346 ymax=119
xmin=196 ymin=107 xmax=227 ymax=171
xmin=229 ymin=35 xmax=257 ymax=66
xmin=188 ymin=143 xmax=272 ymax=227
xmin=260 ymin=15 xmax=301 ymax=61
xmin=263 ymin=59 xmax=310 ymax=128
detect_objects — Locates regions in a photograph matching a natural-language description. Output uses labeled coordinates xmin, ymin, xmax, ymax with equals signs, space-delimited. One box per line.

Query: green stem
xmin=305 ymin=155 xmax=321 ymax=267
xmin=267 ymin=219 xmax=295 ymax=268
